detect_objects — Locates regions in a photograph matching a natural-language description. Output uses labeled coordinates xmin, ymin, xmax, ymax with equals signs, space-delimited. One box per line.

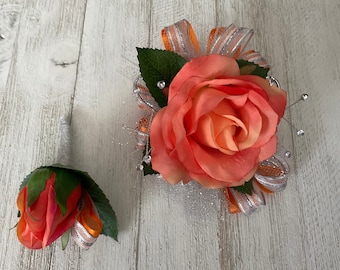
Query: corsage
xmin=133 ymin=19 xmax=305 ymax=215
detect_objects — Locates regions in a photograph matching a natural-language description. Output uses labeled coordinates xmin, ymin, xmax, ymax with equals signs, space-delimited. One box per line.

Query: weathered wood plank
xmin=0 ymin=0 xmax=339 ymax=269
xmin=218 ymin=1 xmax=340 ymax=269
xmin=0 ymin=0 xmax=86 ymax=269
xmin=0 ymin=2 xmax=23 ymax=90
xmin=285 ymin=1 xmax=340 ymax=269
xmin=217 ymin=1 xmax=306 ymax=269
xmin=70 ymin=0 xmax=152 ymax=269
xmin=136 ymin=1 xmax=221 ymax=270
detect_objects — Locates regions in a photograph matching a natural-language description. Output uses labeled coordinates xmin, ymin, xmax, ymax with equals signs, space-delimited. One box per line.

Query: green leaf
xmin=137 ymin=48 xmax=186 ymax=107
xmin=61 ymin=229 xmax=70 ymax=250
xmin=237 ymin=60 xmax=269 ymax=79
xmin=52 ymin=167 xmax=82 ymax=216
xmin=142 ymin=161 xmax=158 ymax=176
xmin=76 ymin=171 xmax=118 ymax=241
xmin=231 ymin=177 xmax=254 ymax=195
xmin=26 ymin=168 xmax=52 ymax=207
xmin=20 ymin=173 xmax=31 ymax=191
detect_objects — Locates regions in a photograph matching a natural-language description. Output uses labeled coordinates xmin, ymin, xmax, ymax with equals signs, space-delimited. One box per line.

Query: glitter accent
xmin=296 ymin=129 xmax=305 ymax=136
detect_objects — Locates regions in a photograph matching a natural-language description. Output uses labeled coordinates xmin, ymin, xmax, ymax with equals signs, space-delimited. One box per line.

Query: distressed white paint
xmin=0 ymin=0 xmax=339 ymax=269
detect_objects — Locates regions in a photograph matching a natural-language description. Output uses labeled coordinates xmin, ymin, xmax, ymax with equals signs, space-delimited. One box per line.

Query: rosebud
xmin=16 ymin=166 xmax=103 ymax=249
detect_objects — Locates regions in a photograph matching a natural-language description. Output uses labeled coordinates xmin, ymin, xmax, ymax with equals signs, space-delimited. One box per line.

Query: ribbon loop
xmin=162 ymin=19 xmax=269 ymax=68
xmin=255 ymin=155 xmax=289 ymax=192
xmin=71 ymin=193 xmax=103 ymax=249
xmin=162 ymin=19 xmax=201 ymax=60
xmin=206 ymin=24 xmax=253 ymax=58
xmin=227 ymin=181 xmax=266 ymax=216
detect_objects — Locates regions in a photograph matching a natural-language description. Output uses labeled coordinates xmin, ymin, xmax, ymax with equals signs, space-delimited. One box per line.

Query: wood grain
xmin=0 ymin=0 xmax=339 ymax=269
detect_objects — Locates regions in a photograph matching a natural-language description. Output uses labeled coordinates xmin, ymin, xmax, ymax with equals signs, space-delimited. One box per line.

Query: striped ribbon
xmin=161 ymin=19 xmax=269 ymax=68
xmin=71 ymin=193 xmax=103 ymax=249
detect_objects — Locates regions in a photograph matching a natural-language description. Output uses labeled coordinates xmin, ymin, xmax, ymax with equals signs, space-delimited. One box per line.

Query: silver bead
xmin=296 ymin=129 xmax=305 ymax=136
xmin=285 ymin=151 xmax=291 ymax=158
xmin=301 ymin=94 xmax=308 ymax=101
xmin=157 ymin=80 xmax=166 ymax=89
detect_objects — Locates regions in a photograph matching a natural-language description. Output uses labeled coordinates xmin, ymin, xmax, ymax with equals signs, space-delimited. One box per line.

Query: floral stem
xmin=57 ymin=116 xmax=72 ymax=167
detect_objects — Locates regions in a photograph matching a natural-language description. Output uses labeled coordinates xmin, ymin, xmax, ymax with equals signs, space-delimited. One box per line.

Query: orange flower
xmin=16 ymin=172 xmax=81 ymax=249
xmin=16 ymin=167 xmax=104 ymax=249
xmin=150 ymin=55 xmax=287 ymax=188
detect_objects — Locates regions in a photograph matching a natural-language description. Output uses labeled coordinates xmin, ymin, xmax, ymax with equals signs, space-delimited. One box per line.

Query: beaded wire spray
xmin=127 ymin=19 xmax=308 ymax=215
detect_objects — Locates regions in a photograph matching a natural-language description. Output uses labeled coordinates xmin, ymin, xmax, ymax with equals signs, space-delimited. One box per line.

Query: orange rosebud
xmin=16 ymin=166 xmax=117 ymax=249
xmin=16 ymin=168 xmax=82 ymax=249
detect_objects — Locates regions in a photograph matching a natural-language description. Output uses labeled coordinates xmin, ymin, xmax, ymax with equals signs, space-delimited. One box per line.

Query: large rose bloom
xmin=150 ymin=55 xmax=286 ymax=188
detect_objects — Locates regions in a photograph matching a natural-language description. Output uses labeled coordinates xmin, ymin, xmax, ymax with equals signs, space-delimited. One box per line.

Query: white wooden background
xmin=0 ymin=0 xmax=339 ymax=269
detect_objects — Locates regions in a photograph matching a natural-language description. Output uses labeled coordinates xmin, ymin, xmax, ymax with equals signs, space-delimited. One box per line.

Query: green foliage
xmin=237 ymin=59 xmax=269 ymax=79
xmin=231 ymin=177 xmax=254 ymax=195
xmin=53 ymin=167 xmax=81 ymax=216
xmin=142 ymin=161 xmax=158 ymax=176
xmin=76 ymin=170 xmax=118 ymax=241
xmin=61 ymin=230 xmax=70 ymax=250
xmin=137 ymin=48 xmax=186 ymax=107
xmin=26 ymin=168 xmax=51 ymax=207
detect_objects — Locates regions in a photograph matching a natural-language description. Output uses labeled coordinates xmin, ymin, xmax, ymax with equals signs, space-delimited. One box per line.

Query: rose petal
xmin=169 ymin=55 xmax=240 ymax=101
xmin=42 ymin=183 xmax=58 ymax=248
xmin=190 ymin=140 xmax=259 ymax=186
xmin=246 ymin=90 xmax=279 ymax=148
xmin=43 ymin=184 xmax=82 ymax=247
xmin=193 ymin=114 xmax=238 ymax=154
xmin=26 ymin=177 xmax=55 ymax=241
xmin=16 ymin=187 xmax=42 ymax=249
xmin=240 ymin=75 xmax=287 ymax=118
xmin=258 ymin=135 xmax=277 ymax=161
xmin=151 ymin=109 xmax=191 ymax=184
xmin=17 ymin=217 xmax=43 ymax=249
xmin=17 ymin=186 xmax=27 ymax=215
xmin=235 ymin=100 xmax=262 ymax=149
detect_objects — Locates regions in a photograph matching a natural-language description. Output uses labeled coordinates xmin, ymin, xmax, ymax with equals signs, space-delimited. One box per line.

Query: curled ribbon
xmin=71 ymin=193 xmax=103 ymax=249
xmin=224 ymin=155 xmax=289 ymax=216
xmin=161 ymin=19 xmax=269 ymax=68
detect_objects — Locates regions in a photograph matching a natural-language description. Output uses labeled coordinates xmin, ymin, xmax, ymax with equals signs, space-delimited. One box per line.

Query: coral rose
xmin=17 ymin=168 xmax=82 ymax=249
xmin=150 ymin=55 xmax=287 ymax=188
